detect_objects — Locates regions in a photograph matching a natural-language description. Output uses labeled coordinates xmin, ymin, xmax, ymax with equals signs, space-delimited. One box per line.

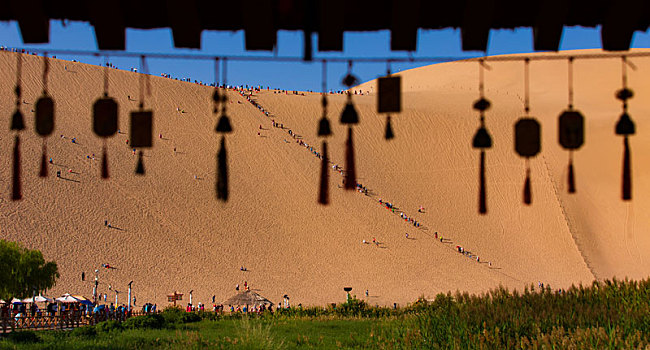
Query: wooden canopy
xmin=0 ymin=0 xmax=647 ymax=53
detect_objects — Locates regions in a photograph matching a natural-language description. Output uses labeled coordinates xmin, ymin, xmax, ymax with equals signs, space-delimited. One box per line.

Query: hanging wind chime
xmin=377 ymin=62 xmax=401 ymax=140
xmin=340 ymin=61 xmax=360 ymax=190
xmin=558 ymin=57 xmax=584 ymax=193
xmin=215 ymin=58 xmax=233 ymax=201
xmin=317 ymin=60 xmax=332 ymax=205
xmin=92 ymin=58 xmax=119 ymax=179
xmin=35 ymin=54 xmax=55 ymax=178
xmin=514 ymin=58 xmax=541 ymax=205
xmin=615 ymin=56 xmax=635 ymax=201
xmin=130 ymin=56 xmax=153 ymax=175
xmin=471 ymin=59 xmax=492 ymax=214
xmin=10 ymin=52 xmax=25 ymax=200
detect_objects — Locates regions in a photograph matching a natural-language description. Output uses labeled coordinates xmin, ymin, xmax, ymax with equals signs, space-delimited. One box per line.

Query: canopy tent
xmin=22 ymin=295 xmax=53 ymax=303
xmin=222 ymin=290 xmax=274 ymax=307
xmin=10 ymin=298 xmax=22 ymax=304
xmin=55 ymin=294 xmax=85 ymax=303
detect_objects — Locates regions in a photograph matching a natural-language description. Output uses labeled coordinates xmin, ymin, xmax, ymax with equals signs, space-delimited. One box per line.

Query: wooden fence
xmin=1 ymin=311 xmax=153 ymax=334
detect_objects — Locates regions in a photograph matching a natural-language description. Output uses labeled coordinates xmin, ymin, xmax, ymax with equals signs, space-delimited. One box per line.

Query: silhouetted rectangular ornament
xmin=130 ymin=110 xmax=153 ymax=148
xmin=378 ymin=76 xmax=401 ymax=113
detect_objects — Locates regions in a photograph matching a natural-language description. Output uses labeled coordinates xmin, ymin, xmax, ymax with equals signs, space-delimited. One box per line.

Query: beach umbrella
xmin=22 ymin=295 xmax=52 ymax=303
xmin=56 ymin=294 xmax=83 ymax=303
xmin=222 ymin=290 xmax=273 ymax=307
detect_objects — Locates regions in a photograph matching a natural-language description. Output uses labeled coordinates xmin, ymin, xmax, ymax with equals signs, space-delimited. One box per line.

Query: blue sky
xmin=0 ymin=20 xmax=649 ymax=91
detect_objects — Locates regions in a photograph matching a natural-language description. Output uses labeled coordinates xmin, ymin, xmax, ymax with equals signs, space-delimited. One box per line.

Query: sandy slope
xmin=1 ymin=49 xmax=646 ymax=308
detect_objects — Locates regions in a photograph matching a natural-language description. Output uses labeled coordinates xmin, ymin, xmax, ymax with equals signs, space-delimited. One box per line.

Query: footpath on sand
xmin=235 ymin=89 xmax=523 ymax=279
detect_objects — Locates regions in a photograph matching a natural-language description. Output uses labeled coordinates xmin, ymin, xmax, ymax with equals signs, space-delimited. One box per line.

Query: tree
xmin=0 ymin=240 xmax=59 ymax=300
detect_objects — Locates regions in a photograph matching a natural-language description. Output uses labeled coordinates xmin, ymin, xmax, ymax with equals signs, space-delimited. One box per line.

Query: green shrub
xmin=123 ymin=313 xmax=166 ymax=329
xmin=71 ymin=325 xmax=97 ymax=338
xmin=180 ymin=312 xmax=201 ymax=324
xmin=95 ymin=319 xmax=124 ymax=333
xmin=161 ymin=306 xmax=184 ymax=324
xmin=7 ymin=330 xmax=40 ymax=343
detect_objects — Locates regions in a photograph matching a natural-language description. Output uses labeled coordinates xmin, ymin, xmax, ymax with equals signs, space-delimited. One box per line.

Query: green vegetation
xmin=0 ymin=240 xmax=59 ymax=300
xmin=3 ymin=279 xmax=650 ymax=349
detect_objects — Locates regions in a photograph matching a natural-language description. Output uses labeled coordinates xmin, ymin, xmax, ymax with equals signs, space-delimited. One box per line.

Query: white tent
xmin=55 ymin=294 xmax=83 ymax=303
xmin=22 ymin=295 xmax=53 ymax=303
xmin=10 ymin=298 xmax=22 ymax=304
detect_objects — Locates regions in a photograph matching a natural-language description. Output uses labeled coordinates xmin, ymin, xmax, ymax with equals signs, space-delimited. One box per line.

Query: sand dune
xmin=1 ymin=49 xmax=647 ymax=308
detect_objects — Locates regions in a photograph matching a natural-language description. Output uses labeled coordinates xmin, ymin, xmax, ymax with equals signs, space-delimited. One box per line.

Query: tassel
xmin=385 ymin=115 xmax=394 ymax=140
xmin=135 ymin=151 xmax=145 ymax=175
xmin=523 ymin=167 xmax=531 ymax=205
xmin=39 ymin=143 xmax=47 ymax=178
xmin=479 ymin=150 xmax=487 ymax=214
xmin=12 ymin=136 xmax=21 ymax=201
xmin=622 ymin=137 xmax=631 ymax=200
xmin=101 ymin=144 xmax=109 ymax=179
xmin=217 ymin=136 xmax=229 ymax=201
xmin=318 ymin=141 xmax=329 ymax=205
xmin=567 ymin=156 xmax=575 ymax=194
xmin=344 ymin=127 xmax=356 ymax=190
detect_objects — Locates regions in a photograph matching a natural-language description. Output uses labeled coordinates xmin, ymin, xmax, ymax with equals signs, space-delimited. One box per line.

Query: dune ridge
xmin=2 ymin=49 xmax=649 ymax=307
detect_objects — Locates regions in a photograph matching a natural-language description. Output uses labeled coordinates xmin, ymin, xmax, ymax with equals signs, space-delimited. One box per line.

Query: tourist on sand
xmin=405 ymin=233 xmax=409 ymax=239
xmin=365 ymin=290 xmax=369 ymax=297
xmin=235 ymin=284 xmax=239 ymax=291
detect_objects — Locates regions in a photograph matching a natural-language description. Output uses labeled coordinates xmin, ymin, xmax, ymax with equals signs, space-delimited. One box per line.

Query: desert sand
xmin=1 ymin=49 xmax=648 ymax=307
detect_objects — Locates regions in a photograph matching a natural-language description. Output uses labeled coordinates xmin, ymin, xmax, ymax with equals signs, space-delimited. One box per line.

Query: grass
xmin=3 ymin=278 xmax=650 ymax=349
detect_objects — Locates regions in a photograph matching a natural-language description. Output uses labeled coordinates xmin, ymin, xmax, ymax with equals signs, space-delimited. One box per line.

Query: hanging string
xmin=479 ymin=59 xmax=485 ymax=101
xmin=321 ymin=59 xmax=327 ymax=92
xmin=104 ymin=55 xmax=110 ymax=96
xmin=616 ymin=55 xmax=635 ymax=201
xmin=524 ymin=58 xmax=530 ymax=114
xmin=38 ymin=53 xmax=53 ymax=178
xmin=568 ymin=151 xmax=575 ymax=193
xmin=15 ymin=52 xmax=21 ymax=103
xmin=216 ymin=57 xmax=232 ymax=201
xmin=568 ymin=57 xmax=574 ymax=109
xmin=11 ymin=53 xmax=24 ymax=200
xmin=12 ymin=136 xmax=21 ymax=200
xmin=102 ymin=56 xmax=111 ymax=179
xmin=384 ymin=60 xmax=395 ymax=140
xmin=318 ymin=60 xmax=332 ymax=205
xmin=522 ymin=158 xmax=531 ymax=206
xmin=138 ymin=55 xmax=146 ymax=109
xmin=622 ymin=56 xmax=627 ymax=91
xmin=473 ymin=58 xmax=492 ymax=215
xmin=42 ymin=52 xmax=49 ymax=94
